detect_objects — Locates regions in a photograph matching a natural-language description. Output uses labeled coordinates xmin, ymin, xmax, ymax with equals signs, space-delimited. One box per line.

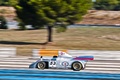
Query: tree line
xmin=0 ymin=0 xmax=17 ymax=6
xmin=93 ymin=0 xmax=120 ymax=10
xmin=1 ymin=0 xmax=120 ymax=11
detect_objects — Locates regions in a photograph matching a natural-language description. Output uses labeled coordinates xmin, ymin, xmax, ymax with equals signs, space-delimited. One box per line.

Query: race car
xmin=29 ymin=51 xmax=94 ymax=71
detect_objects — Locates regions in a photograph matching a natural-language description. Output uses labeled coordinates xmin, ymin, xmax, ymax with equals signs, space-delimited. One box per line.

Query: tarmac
xmin=0 ymin=50 xmax=120 ymax=74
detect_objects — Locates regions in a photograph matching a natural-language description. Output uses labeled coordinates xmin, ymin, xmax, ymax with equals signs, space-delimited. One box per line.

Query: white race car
xmin=29 ymin=51 xmax=94 ymax=71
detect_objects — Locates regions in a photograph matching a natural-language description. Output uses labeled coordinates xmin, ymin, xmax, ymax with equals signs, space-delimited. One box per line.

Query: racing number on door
xmin=50 ymin=61 xmax=56 ymax=65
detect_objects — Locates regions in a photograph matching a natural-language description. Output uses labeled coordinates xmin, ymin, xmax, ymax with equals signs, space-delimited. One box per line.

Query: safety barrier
xmin=0 ymin=47 xmax=16 ymax=57
xmin=32 ymin=49 xmax=67 ymax=57
xmin=32 ymin=49 xmax=120 ymax=60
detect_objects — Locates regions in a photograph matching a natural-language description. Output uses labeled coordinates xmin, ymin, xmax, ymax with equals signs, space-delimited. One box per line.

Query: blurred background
xmin=0 ymin=0 xmax=120 ymax=56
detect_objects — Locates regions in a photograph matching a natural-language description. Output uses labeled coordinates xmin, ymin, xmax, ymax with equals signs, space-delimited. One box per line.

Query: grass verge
xmin=0 ymin=27 xmax=120 ymax=56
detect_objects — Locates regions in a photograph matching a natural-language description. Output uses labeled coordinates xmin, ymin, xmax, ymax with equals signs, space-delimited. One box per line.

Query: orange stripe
xmin=39 ymin=49 xmax=67 ymax=56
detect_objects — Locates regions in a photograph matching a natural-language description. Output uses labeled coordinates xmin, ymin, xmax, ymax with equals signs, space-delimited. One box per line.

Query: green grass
xmin=0 ymin=27 xmax=120 ymax=56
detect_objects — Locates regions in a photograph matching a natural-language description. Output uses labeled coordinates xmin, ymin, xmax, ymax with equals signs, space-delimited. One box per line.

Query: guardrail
xmin=0 ymin=47 xmax=16 ymax=57
xmin=70 ymin=24 xmax=120 ymax=27
xmin=32 ymin=49 xmax=120 ymax=60
xmin=32 ymin=49 xmax=67 ymax=57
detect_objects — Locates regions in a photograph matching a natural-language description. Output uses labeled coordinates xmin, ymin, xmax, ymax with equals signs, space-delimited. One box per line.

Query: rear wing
xmin=39 ymin=49 xmax=67 ymax=56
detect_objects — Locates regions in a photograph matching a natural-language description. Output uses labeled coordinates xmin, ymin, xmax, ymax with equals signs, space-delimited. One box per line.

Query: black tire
xmin=71 ymin=62 xmax=83 ymax=71
xmin=36 ymin=61 xmax=46 ymax=69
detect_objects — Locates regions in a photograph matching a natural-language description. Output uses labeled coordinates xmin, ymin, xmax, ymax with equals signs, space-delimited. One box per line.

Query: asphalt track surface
xmin=0 ymin=56 xmax=120 ymax=80
xmin=0 ymin=56 xmax=120 ymax=73
xmin=0 ymin=50 xmax=120 ymax=79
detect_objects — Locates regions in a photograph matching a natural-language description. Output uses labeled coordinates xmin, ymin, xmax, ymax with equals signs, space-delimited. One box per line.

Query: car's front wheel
xmin=71 ymin=61 xmax=83 ymax=71
xmin=36 ymin=61 xmax=46 ymax=69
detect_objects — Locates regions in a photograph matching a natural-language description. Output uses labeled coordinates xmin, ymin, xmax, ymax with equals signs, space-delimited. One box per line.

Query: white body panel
xmin=48 ymin=57 xmax=86 ymax=69
xmin=29 ymin=51 xmax=93 ymax=70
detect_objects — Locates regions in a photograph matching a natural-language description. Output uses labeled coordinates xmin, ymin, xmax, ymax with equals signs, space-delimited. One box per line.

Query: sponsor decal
xmin=60 ymin=52 xmax=64 ymax=55
xmin=62 ymin=61 xmax=69 ymax=66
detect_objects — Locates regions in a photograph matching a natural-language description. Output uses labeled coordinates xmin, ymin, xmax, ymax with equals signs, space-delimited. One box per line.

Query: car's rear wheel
xmin=36 ymin=61 xmax=46 ymax=69
xmin=71 ymin=62 xmax=83 ymax=71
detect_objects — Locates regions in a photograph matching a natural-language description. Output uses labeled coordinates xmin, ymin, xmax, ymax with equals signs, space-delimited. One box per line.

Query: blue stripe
xmin=0 ymin=69 xmax=119 ymax=80
xmin=77 ymin=56 xmax=94 ymax=58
